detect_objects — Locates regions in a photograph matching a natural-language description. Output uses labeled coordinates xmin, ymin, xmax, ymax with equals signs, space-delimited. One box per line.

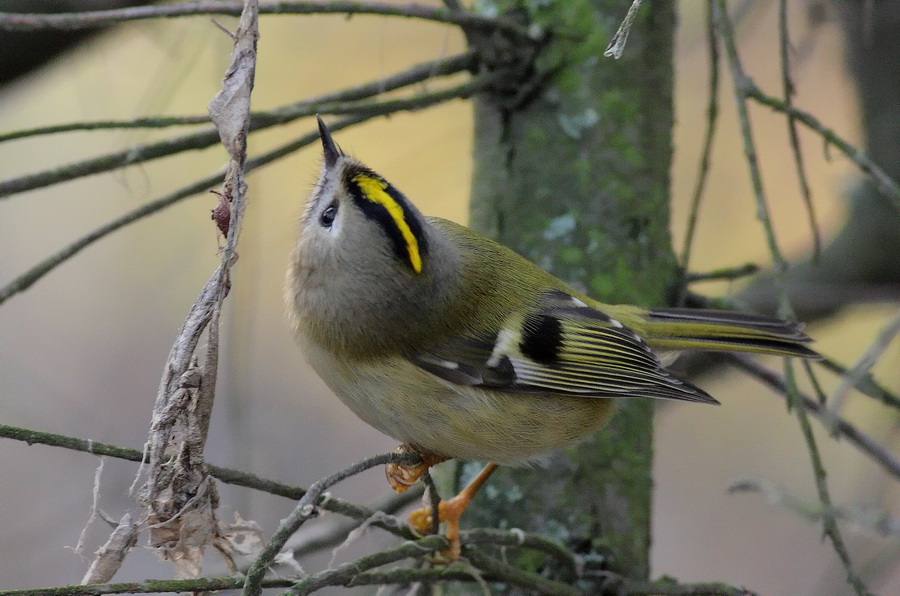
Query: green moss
xmin=466 ymin=0 xmax=675 ymax=583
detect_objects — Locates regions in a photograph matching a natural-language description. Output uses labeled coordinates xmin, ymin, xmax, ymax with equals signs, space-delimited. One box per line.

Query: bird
xmin=284 ymin=116 xmax=819 ymax=559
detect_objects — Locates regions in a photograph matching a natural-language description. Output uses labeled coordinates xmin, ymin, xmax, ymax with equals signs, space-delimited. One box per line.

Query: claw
xmin=385 ymin=445 xmax=447 ymax=493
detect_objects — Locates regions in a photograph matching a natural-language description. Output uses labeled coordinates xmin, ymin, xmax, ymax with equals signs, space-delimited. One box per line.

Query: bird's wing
xmin=411 ymin=290 xmax=718 ymax=404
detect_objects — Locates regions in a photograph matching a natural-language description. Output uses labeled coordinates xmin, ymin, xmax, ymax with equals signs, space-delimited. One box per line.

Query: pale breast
xmin=298 ymin=338 xmax=617 ymax=463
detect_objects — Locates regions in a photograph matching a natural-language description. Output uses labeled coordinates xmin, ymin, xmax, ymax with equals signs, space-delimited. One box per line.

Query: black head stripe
xmin=343 ymin=165 xmax=428 ymax=273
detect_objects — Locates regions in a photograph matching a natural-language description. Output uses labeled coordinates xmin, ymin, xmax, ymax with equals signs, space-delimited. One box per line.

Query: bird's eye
xmin=320 ymin=203 xmax=337 ymax=227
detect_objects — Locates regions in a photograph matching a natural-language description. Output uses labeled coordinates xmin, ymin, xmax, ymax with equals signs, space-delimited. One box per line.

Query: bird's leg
xmin=385 ymin=444 xmax=448 ymax=493
xmin=408 ymin=462 xmax=500 ymax=561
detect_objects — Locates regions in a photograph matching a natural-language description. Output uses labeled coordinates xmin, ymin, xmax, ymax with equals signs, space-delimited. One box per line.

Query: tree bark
xmin=464 ymin=0 xmax=676 ymax=583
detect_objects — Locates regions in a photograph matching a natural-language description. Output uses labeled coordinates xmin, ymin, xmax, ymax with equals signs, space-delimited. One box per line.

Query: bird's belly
xmin=301 ymin=342 xmax=616 ymax=463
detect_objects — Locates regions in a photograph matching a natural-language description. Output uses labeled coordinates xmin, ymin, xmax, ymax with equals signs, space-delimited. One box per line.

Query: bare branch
xmin=285 ymin=488 xmax=423 ymax=558
xmin=0 ymin=50 xmax=475 ymax=146
xmin=289 ymin=535 xmax=447 ymax=594
xmin=818 ymin=356 xmax=900 ymax=411
xmin=0 ymin=577 xmax=291 ymax=596
xmin=778 ymin=0 xmax=821 ymax=258
xmin=715 ymin=0 xmax=789 ymax=282
xmin=685 ymin=263 xmax=759 ymax=283
xmin=0 ymin=77 xmax=484 ymax=306
xmin=461 ymin=528 xmax=580 ymax=581
xmin=745 ymin=80 xmax=900 ymax=213
xmin=827 ymin=308 xmax=900 ymax=415
xmin=241 ymin=451 xmax=423 ymax=596
xmin=0 ymin=1 xmax=533 ymax=39
xmin=620 ymin=580 xmax=758 ymax=596
xmin=463 ymin=549 xmax=583 ymax=596
xmin=679 ymin=0 xmax=720 ymax=272
xmin=81 ymin=514 xmax=139 ymax=585
xmin=0 ymin=51 xmax=475 ymax=199
xmin=0 ymin=115 xmax=210 ymax=143
xmin=715 ymin=6 xmax=868 ymax=590
xmin=729 ymin=478 xmax=900 ymax=536
xmin=0 ymin=423 xmax=419 ymax=542
xmin=728 ymin=354 xmax=900 ymax=481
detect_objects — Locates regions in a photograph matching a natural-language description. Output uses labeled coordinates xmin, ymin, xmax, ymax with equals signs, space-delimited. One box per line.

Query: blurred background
xmin=0 ymin=1 xmax=897 ymax=593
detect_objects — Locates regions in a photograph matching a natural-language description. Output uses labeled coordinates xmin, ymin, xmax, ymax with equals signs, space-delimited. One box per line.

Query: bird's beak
xmin=317 ymin=115 xmax=341 ymax=168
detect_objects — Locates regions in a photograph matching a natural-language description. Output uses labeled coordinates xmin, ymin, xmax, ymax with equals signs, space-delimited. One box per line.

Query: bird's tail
xmin=641 ymin=308 xmax=820 ymax=359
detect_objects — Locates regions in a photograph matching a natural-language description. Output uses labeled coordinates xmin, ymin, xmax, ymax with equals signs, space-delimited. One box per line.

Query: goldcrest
xmin=286 ymin=117 xmax=816 ymax=469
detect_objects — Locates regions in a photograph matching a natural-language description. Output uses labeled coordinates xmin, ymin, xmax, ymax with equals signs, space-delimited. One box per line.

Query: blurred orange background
xmin=0 ymin=1 xmax=897 ymax=593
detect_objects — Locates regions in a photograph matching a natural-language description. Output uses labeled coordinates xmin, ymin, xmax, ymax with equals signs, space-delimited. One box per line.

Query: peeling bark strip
xmin=128 ymin=0 xmax=259 ymax=581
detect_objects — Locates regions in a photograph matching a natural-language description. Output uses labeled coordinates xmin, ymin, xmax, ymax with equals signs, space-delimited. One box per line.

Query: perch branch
xmin=240 ymin=451 xmax=423 ymax=596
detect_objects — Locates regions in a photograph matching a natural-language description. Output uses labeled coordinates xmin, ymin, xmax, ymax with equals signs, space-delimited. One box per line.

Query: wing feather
xmin=411 ymin=291 xmax=718 ymax=405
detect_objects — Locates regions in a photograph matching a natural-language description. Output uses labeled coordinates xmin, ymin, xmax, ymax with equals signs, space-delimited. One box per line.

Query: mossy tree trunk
xmin=463 ymin=0 xmax=676 ymax=583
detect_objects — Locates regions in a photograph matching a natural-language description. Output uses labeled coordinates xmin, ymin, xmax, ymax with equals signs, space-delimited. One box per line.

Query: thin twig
xmin=286 ymin=488 xmax=423 ymax=558
xmin=0 ymin=567 xmax=590 ymax=596
xmin=0 ymin=115 xmax=210 ymax=143
xmin=727 ymin=354 xmax=900 ymax=482
xmin=827 ymin=308 xmax=900 ymax=415
xmin=0 ymin=79 xmax=484 ymax=306
xmin=729 ymin=478 xmax=900 ymax=536
xmin=745 ymin=80 xmax=900 ymax=213
xmin=292 ymin=566 xmax=483 ymax=592
xmin=818 ymin=356 xmax=900 ymax=411
xmin=463 ymin=549 xmax=583 ymax=596
xmin=717 ymin=5 xmax=871 ymax=592
xmin=241 ymin=452 xmax=423 ymax=596
xmin=0 ymin=1 xmax=533 ymax=39
xmin=685 ymin=263 xmax=758 ymax=283
xmin=460 ymin=528 xmax=580 ymax=581
xmin=290 ymin=535 xmax=448 ymax=594
xmin=0 ymin=423 xmax=418 ymax=539
xmin=778 ymin=0 xmax=821 ymax=259
xmin=0 ymin=51 xmax=476 ymax=199
xmin=420 ymin=470 xmax=442 ymax=537
xmin=716 ymin=0 xmax=789 ymax=281
xmin=679 ymin=0 xmax=720 ymax=271
xmin=620 ymin=579 xmax=758 ymax=596
xmin=788 ymin=359 xmax=869 ymax=596
xmin=0 ymin=50 xmax=475 ymax=146
xmin=0 ymin=578 xmax=292 ymax=596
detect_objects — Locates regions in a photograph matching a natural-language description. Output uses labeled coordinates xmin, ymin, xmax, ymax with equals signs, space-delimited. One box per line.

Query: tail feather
xmin=643 ymin=308 xmax=820 ymax=359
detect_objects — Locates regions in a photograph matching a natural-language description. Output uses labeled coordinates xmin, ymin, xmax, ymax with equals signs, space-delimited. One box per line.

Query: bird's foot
xmin=409 ymin=494 xmax=471 ymax=561
xmin=407 ymin=463 xmax=500 ymax=562
xmin=385 ymin=445 xmax=447 ymax=493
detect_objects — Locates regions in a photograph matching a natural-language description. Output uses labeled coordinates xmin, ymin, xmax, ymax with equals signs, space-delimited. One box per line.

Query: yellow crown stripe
xmin=353 ymin=174 xmax=423 ymax=273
